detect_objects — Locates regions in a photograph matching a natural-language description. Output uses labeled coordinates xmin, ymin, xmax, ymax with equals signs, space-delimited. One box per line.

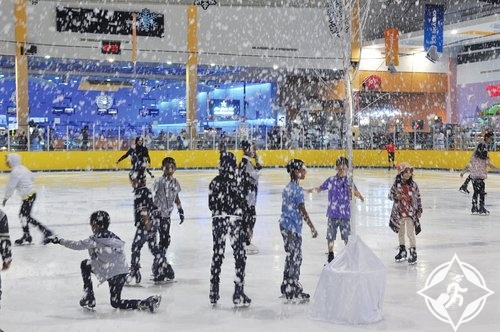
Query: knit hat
xmin=397 ymin=162 xmax=413 ymax=174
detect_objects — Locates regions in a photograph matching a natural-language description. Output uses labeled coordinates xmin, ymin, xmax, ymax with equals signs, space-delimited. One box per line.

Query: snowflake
xmin=194 ymin=0 xmax=217 ymax=10
xmin=136 ymin=8 xmax=159 ymax=32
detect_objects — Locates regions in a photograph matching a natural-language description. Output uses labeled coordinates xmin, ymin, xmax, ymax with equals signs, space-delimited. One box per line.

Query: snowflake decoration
xmin=136 ymin=8 xmax=159 ymax=32
xmin=194 ymin=0 xmax=217 ymax=10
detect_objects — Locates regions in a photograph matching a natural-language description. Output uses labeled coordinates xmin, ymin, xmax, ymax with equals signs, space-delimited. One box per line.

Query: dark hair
xmin=135 ymin=136 xmax=143 ymax=144
xmin=286 ymin=159 xmax=304 ymax=174
xmin=475 ymin=142 xmax=488 ymax=160
xmin=90 ymin=210 xmax=110 ymax=230
xmin=162 ymin=157 xmax=176 ymax=167
xmin=219 ymin=151 xmax=237 ymax=174
xmin=336 ymin=156 xmax=349 ymax=167
xmin=241 ymin=140 xmax=251 ymax=152
xmin=484 ymin=131 xmax=493 ymax=139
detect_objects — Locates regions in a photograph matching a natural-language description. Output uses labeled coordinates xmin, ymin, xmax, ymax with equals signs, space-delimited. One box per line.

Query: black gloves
xmin=47 ymin=237 xmax=61 ymax=244
xmin=178 ymin=208 xmax=185 ymax=225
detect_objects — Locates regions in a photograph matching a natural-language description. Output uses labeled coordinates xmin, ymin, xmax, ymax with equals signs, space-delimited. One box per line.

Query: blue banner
xmin=423 ymin=4 xmax=444 ymax=53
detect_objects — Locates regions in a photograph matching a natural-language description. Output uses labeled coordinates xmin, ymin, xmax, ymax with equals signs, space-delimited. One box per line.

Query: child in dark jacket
xmin=208 ymin=152 xmax=250 ymax=306
xmin=0 ymin=209 xmax=12 ymax=310
xmin=47 ymin=211 xmax=161 ymax=312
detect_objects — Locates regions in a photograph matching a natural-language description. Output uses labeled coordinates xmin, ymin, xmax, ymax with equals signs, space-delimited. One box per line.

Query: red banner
xmin=486 ymin=85 xmax=500 ymax=97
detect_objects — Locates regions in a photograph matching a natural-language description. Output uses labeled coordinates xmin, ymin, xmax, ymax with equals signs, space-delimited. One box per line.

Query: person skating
xmin=208 ymin=152 xmax=250 ymax=306
xmin=0 ymin=208 xmax=12 ymax=310
xmin=279 ymin=159 xmax=318 ymax=302
xmin=460 ymin=131 xmax=499 ymax=215
xmin=388 ymin=162 xmax=422 ymax=264
xmin=46 ymin=210 xmax=161 ymax=312
xmin=116 ymin=136 xmax=154 ymax=178
xmin=152 ymin=157 xmax=184 ymax=282
xmin=127 ymin=171 xmax=164 ymax=284
xmin=2 ymin=154 xmax=55 ymax=245
xmin=238 ymin=140 xmax=262 ymax=254
xmin=379 ymin=139 xmax=396 ymax=171
xmin=306 ymin=156 xmax=364 ymax=264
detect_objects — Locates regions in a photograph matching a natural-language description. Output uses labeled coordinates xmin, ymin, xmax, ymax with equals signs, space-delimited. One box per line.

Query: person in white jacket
xmin=2 ymin=153 xmax=54 ymax=245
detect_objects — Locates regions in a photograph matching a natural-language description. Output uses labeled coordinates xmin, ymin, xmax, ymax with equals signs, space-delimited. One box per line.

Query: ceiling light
xmin=450 ymin=29 xmax=458 ymax=35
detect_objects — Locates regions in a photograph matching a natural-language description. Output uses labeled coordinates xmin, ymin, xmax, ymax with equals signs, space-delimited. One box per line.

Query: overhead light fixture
xmin=425 ymin=45 xmax=439 ymax=63
xmin=387 ymin=63 xmax=397 ymax=75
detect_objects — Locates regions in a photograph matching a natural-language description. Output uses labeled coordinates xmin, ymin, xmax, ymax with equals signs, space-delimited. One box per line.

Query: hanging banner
xmin=423 ymin=4 xmax=444 ymax=52
xmin=384 ymin=28 xmax=399 ymax=66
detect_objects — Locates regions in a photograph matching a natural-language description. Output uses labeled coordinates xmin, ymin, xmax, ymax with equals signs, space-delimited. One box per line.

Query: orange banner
xmin=384 ymin=28 xmax=399 ymax=66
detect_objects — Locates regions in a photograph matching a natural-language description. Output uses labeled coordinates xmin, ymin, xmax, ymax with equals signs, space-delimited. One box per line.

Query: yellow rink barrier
xmin=0 ymin=150 xmax=498 ymax=172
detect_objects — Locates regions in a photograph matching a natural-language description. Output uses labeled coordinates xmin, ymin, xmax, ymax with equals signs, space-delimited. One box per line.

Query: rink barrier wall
xmin=1 ymin=150 xmax=499 ymax=172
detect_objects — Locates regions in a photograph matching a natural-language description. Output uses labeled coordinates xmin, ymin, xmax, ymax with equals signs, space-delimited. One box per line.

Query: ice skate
xmin=408 ymin=247 xmax=417 ymax=265
xmin=395 ymin=245 xmax=407 ymax=262
xmin=327 ymin=252 xmax=334 ymax=263
xmin=458 ymin=186 xmax=469 ymax=194
xmin=471 ymin=206 xmax=478 ymax=215
xmin=233 ymin=285 xmax=251 ymax=307
xmin=79 ymin=291 xmax=96 ymax=310
xmin=478 ymin=207 xmax=490 ymax=215
xmin=139 ymin=295 xmax=161 ymax=313
xmin=14 ymin=234 xmax=32 ymax=245
xmin=126 ymin=265 xmax=142 ymax=284
xmin=245 ymin=243 xmax=259 ymax=255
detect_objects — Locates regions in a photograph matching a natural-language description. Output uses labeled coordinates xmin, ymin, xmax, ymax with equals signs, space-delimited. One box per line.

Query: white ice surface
xmin=0 ymin=168 xmax=499 ymax=332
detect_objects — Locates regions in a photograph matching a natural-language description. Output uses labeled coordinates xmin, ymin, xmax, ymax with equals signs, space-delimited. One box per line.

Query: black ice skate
xmin=139 ymin=295 xmax=161 ymax=313
xmin=408 ymin=247 xmax=417 ymax=265
xmin=233 ymin=285 xmax=251 ymax=307
xmin=395 ymin=245 xmax=407 ymax=262
xmin=14 ymin=234 xmax=32 ymax=245
xmin=478 ymin=207 xmax=490 ymax=215
xmin=79 ymin=291 xmax=96 ymax=310
xmin=458 ymin=186 xmax=469 ymax=194
xmin=471 ymin=206 xmax=478 ymax=215
xmin=126 ymin=265 xmax=142 ymax=284
xmin=285 ymin=281 xmax=310 ymax=303
xmin=327 ymin=252 xmax=334 ymax=263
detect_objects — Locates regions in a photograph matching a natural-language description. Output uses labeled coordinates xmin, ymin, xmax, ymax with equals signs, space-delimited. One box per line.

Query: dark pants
xmin=158 ymin=216 xmax=171 ymax=257
xmin=131 ymin=226 xmax=163 ymax=276
xmin=81 ymin=259 xmax=140 ymax=309
xmin=280 ymin=226 xmax=302 ymax=285
xmin=472 ymin=178 xmax=486 ymax=209
xmin=242 ymin=205 xmax=256 ymax=245
xmin=210 ymin=216 xmax=247 ymax=288
xmin=19 ymin=194 xmax=52 ymax=237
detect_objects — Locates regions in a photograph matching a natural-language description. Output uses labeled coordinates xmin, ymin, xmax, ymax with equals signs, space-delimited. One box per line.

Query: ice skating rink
xmin=0 ymin=167 xmax=499 ymax=332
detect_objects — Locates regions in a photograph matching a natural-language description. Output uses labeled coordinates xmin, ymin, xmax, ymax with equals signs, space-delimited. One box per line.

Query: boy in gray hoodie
xmin=47 ymin=210 xmax=161 ymax=312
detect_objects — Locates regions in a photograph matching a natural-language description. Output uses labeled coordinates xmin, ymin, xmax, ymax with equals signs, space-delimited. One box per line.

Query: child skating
xmin=306 ymin=156 xmax=364 ymax=264
xmin=279 ymin=159 xmax=318 ymax=302
xmin=47 ymin=210 xmax=161 ymax=312
xmin=152 ymin=157 xmax=184 ymax=282
xmin=388 ymin=162 xmax=422 ymax=264
xmin=460 ymin=131 xmax=499 ymax=215
xmin=208 ymin=152 xmax=250 ymax=306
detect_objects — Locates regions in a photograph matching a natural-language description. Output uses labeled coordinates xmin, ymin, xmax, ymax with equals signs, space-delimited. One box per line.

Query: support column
xmin=447 ymin=56 xmax=458 ymax=124
xmin=186 ymin=5 xmax=198 ymax=146
xmin=14 ymin=0 xmax=29 ymax=141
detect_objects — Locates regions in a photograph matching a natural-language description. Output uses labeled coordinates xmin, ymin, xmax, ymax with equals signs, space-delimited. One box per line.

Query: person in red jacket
xmin=380 ymin=139 xmax=396 ymax=171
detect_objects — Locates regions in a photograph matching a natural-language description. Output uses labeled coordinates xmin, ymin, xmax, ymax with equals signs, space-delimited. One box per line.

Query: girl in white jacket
xmin=2 ymin=154 xmax=54 ymax=245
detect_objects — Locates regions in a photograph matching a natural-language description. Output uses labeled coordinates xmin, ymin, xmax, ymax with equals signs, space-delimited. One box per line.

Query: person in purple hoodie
xmin=307 ymin=156 xmax=364 ymax=263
